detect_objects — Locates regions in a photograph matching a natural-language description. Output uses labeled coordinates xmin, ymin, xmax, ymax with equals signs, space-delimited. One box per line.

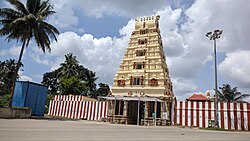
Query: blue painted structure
xmin=12 ymin=81 xmax=48 ymax=116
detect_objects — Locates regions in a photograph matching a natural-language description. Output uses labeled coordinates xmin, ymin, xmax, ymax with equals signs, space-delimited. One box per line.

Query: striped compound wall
xmin=48 ymin=95 xmax=108 ymax=121
xmin=172 ymin=101 xmax=250 ymax=131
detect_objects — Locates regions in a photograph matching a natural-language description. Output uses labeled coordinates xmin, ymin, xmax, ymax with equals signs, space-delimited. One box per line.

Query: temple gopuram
xmin=101 ymin=15 xmax=174 ymax=126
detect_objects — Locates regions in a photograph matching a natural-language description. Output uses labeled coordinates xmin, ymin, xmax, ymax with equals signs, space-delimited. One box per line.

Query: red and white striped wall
xmin=48 ymin=95 xmax=108 ymax=121
xmin=172 ymin=101 xmax=250 ymax=131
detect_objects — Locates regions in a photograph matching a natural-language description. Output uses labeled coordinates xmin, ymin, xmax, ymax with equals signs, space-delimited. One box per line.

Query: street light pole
xmin=206 ymin=29 xmax=223 ymax=128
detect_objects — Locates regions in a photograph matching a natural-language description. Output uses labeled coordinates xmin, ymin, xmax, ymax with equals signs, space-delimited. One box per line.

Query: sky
xmin=0 ymin=0 xmax=250 ymax=101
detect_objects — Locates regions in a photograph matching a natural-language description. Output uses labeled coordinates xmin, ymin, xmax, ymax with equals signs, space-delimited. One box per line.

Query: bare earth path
xmin=0 ymin=119 xmax=249 ymax=141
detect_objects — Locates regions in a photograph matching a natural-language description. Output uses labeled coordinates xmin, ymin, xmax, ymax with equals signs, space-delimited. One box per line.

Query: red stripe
xmin=57 ymin=101 xmax=60 ymax=116
xmin=75 ymin=101 xmax=80 ymax=119
xmin=197 ymin=102 xmax=199 ymax=128
xmin=89 ymin=101 xmax=93 ymax=120
xmin=70 ymin=101 xmax=74 ymax=118
xmin=248 ymin=103 xmax=250 ymax=131
xmin=60 ymin=101 xmax=64 ymax=117
xmin=240 ymin=102 xmax=244 ymax=130
xmin=234 ymin=103 xmax=238 ymax=130
xmin=227 ymin=102 xmax=231 ymax=130
xmin=174 ymin=101 xmax=177 ymax=124
xmin=68 ymin=101 xmax=72 ymax=118
xmin=84 ymin=101 xmax=88 ymax=119
xmin=79 ymin=101 xmax=83 ymax=119
xmin=191 ymin=101 xmax=193 ymax=127
xmin=62 ymin=101 xmax=67 ymax=117
xmin=208 ymin=102 xmax=211 ymax=120
xmin=73 ymin=101 xmax=77 ymax=119
xmin=214 ymin=102 xmax=216 ymax=128
xmin=185 ymin=102 xmax=188 ymax=126
xmin=202 ymin=102 xmax=205 ymax=128
xmin=104 ymin=101 xmax=107 ymax=118
xmin=58 ymin=101 xmax=63 ymax=116
xmin=66 ymin=101 xmax=70 ymax=118
xmin=98 ymin=102 xmax=100 ymax=120
xmin=91 ymin=102 xmax=96 ymax=120
xmin=99 ymin=102 xmax=103 ymax=120
xmin=86 ymin=101 xmax=90 ymax=120
xmin=180 ymin=101 xmax=182 ymax=125
xmin=52 ymin=101 xmax=56 ymax=116
xmin=48 ymin=100 xmax=52 ymax=115
xmin=220 ymin=102 xmax=224 ymax=129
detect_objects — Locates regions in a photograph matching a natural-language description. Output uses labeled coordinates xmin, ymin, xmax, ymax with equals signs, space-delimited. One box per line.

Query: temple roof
xmin=186 ymin=94 xmax=209 ymax=101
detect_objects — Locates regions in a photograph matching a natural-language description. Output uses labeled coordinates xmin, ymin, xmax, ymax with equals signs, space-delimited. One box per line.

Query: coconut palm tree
xmin=0 ymin=0 xmax=59 ymax=107
xmin=218 ymin=84 xmax=250 ymax=102
xmin=59 ymin=53 xmax=80 ymax=78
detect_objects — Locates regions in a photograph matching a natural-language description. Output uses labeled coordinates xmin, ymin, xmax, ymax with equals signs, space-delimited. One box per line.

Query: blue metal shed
xmin=12 ymin=81 xmax=48 ymax=116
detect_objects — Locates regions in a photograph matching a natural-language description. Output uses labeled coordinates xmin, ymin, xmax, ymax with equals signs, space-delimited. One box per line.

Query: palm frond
xmin=0 ymin=8 xmax=22 ymax=19
xmin=39 ymin=21 xmax=59 ymax=41
xmin=6 ymin=0 xmax=28 ymax=15
xmin=26 ymin=0 xmax=38 ymax=14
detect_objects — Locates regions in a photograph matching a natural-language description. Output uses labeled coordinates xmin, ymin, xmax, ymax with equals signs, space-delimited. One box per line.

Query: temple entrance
xmin=101 ymin=96 xmax=171 ymax=126
xmin=127 ymin=101 xmax=145 ymax=125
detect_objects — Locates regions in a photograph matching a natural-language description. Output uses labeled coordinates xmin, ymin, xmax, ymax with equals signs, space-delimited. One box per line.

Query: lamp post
xmin=206 ymin=29 xmax=223 ymax=128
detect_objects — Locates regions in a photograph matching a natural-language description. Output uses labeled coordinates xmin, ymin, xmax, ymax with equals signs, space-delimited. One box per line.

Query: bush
xmin=0 ymin=94 xmax=10 ymax=107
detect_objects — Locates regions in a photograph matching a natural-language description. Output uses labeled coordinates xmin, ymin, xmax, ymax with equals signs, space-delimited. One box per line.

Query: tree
xmin=41 ymin=68 xmax=61 ymax=93
xmin=218 ymin=84 xmax=250 ymax=102
xmin=59 ymin=76 xmax=87 ymax=95
xmin=59 ymin=53 xmax=80 ymax=78
xmin=0 ymin=59 xmax=23 ymax=96
xmin=42 ymin=53 xmax=99 ymax=97
xmin=97 ymin=83 xmax=110 ymax=97
xmin=84 ymin=70 xmax=98 ymax=98
xmin=0 ymin=0 xmax=59 ymax=107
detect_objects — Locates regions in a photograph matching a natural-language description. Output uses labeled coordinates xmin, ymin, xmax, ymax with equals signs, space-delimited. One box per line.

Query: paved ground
xmin=0 ymin=119 xmax=249 ymax=141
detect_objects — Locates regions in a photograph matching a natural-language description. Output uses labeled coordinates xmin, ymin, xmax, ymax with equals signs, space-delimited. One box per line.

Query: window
xmin=136 ymin=50 xmax=146 ymax=56
xmin=132 ymin=76 xmax=144 ymax=86
xmin=140 ymin=29 xmax=148 ymax=34
xmin=138 ymin=39 xmax=147 ymax=45
xmin=133 ymin=62 xmax=145 ymax=69
xmin=133 ymin=77 xmax=140 ymax=85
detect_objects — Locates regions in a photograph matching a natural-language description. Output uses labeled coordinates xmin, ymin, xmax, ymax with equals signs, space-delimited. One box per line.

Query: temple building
xmin=103 ymin=15 xmax=174 ymax=125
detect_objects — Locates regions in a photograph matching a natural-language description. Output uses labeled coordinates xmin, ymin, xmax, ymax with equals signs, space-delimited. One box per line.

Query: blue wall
xmin=12 ymin=81 xmax=48 ymax=116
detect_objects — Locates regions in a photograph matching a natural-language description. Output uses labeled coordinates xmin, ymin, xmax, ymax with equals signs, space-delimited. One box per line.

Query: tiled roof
xmin=187 ymin=94 xmax=209 ymax=101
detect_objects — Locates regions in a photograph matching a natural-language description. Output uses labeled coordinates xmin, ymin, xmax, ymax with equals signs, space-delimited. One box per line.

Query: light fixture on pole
xmin=205 ymin=29 xmax=223 ymax=128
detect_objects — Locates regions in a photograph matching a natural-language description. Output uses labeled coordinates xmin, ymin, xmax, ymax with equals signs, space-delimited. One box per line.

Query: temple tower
xmin=111 ymin=15 xmax=174 ymax=99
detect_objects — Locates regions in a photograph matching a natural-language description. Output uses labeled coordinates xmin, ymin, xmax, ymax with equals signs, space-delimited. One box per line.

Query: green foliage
xmin=42 ymin=53 xmax=100 ymax=97
xmin=42 ymin=53 xmax=111 ymax=111
xmin=97 ymin=83 xmax=110 ymax=97
xmin=59 ymin=76 xmax=87 ymax=95
xmin=0 ymin=59 xmax=23 ymax=96
xmin=0 ymin=94 xmax=10 ymax=107
xmin=0 ymin=0 xmax=59 ymax=51
xmin=218 ymin=84 xmax=250 ymax=102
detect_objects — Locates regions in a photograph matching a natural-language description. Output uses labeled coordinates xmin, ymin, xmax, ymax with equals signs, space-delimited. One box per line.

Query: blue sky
xmin=0 ymin=0 xmax=250 ymax=101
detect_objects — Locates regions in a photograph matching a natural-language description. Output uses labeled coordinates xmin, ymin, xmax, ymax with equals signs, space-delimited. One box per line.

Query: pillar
xmin=144 ymin=101 xmax=148 ymax=118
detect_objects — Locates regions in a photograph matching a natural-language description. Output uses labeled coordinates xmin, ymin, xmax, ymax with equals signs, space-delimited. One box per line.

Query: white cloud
xmin=28 ymin=49 xmax=50 ymax=66
xmin=0 ymin=45 xmax=21 ymax=57
xmin=18 ymin=71 xmax=32 ymax=82
xmin=172 ymin=77 xmax=198 ymax=100
xmin=219 ymin=51 xmax=250 ymax=87
xmin=73 ymin=0 xmax=169 ymax=18
xmin=48 ymin=20 xmax=134 ymax=85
